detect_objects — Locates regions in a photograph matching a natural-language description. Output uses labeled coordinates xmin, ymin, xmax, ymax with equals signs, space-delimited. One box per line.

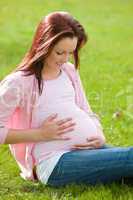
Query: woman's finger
xmin=56 ymin=118 xmax=73 ymax=125
xmin=86 ymin=137 xmax=98 ymax=142
xmin=58 ymin=127 xmax=75 ymax=135
xmin=58 ymin=122 xmax=76 ymax=131
xmin=71 ymin=146 xmax=94 ymax=150
xmin=73 ymin=139 xmax=98 ymax=148
xmin=54 ymin=136 xmax=71 ymax=140
xmin=46 ymin=113 xmax=58 ymax=121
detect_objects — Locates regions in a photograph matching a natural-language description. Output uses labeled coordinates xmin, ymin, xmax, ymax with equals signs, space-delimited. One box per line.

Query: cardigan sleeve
xmin=76 ymin=70 xmax=93 ymax=113
xmin=76 ymin=70 xmax=103 ymax=130
xmin=0 ymin=76 xmax=22 ymax=144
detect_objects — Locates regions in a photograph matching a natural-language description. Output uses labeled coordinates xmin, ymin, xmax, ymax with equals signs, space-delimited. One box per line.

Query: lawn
xmin=0 ymin=0 xmax=133 ymax=199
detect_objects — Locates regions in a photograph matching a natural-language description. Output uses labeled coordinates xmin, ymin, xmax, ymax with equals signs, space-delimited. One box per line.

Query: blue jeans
xmin=47 ymin=145 xmax=133 ymax=187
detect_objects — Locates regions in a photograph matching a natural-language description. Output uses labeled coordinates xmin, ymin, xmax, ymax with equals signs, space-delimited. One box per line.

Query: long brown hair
xmin=16 ymin=11 xmax=88 ymax=95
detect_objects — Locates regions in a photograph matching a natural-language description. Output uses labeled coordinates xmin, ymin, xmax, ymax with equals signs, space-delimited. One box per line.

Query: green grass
xmin=0 ymin=0 xmax=133 ymax=199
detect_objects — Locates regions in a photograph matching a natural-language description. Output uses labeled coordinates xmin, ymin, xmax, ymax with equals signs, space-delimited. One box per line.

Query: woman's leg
xmin=47 ymin=146 xmax=133 ymax=187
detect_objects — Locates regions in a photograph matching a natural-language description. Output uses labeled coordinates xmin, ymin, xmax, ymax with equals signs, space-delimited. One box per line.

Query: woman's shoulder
xmin=61 ymin=62 xmax=79 ymax=81
xmin=0 ymin=70 xmax=35 ymax=91
xmin=61 ymin=62 xmax=76 ymax=72
xmin=2 ymin=70 xmax=34 ymax=84
xmin=5 ymin=70 xmax=34 ymax=82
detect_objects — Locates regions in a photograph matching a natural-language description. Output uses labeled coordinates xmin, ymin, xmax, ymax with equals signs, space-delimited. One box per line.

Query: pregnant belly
xmin=33 ymin=106 xmax=100 ymax=155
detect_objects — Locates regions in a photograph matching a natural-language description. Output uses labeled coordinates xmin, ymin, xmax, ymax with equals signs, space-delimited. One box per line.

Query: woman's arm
xmin=4 ymin=128 xmax=41 ymax=144
xmin=75 ymin=70 xmax=106 ymax=147
xmin=5 ymin=114 xmax=76 ymax=144
xmin=0 ymin=77 xmax=22 ymax=144
xmin=76 ymin=69 xmax=103 ymax=129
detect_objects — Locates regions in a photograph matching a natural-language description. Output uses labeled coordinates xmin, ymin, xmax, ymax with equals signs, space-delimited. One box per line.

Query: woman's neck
xmin=42 ymin=66 xmax=61 ymax=80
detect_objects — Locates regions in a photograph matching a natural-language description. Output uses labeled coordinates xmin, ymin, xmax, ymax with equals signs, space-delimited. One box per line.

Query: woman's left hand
xmin=71 ymin=137 xmax=103 ymax=150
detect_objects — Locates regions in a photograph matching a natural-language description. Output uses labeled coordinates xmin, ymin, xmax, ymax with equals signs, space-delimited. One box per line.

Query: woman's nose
xmin=62 ymin=53 xmax=70 ymax=63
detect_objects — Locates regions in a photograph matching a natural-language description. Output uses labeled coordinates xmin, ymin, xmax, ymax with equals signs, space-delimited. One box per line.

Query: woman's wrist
xmin=33 ymin=128 xmax=46 ymax=142
xmin=5 ymin=128 xmax=44 ymax=144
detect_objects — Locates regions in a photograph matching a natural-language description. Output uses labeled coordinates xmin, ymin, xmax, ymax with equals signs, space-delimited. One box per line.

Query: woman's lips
xmin=56 ymin=63 xmax=63 ymax=67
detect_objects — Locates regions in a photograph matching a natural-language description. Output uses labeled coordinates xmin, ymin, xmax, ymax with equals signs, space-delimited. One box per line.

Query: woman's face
xmin=44 ymin=37 xmax=78 ymax=70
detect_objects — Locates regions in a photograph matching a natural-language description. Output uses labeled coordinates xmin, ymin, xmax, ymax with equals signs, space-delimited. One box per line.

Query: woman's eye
xmin=56 ymin=52 xmax=63 ymax=55
xmin=56 ymin=52 xmax=73 ymax=56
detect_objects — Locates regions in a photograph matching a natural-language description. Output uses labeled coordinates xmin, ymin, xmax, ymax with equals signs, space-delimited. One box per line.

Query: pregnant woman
xmin=1 ymin=11 xmax=133 ymax=187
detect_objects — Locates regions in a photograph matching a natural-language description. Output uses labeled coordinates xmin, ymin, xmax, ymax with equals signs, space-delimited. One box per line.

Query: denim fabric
xmin=46 ymin=145 xmax=133 ymax=187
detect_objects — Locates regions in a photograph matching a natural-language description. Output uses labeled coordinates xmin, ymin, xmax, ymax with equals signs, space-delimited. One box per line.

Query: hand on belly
xmin=66 ymin=116 xmax=105 ymax=150
xmin=70 ymin=137 xmax=104 ymax=150
xmin=42 ymin=116 xmax=103 ymax=151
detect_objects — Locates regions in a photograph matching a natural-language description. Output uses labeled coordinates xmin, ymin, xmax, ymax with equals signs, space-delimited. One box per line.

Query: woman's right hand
xmin=38 ymin=113 xmax=76 ymax=141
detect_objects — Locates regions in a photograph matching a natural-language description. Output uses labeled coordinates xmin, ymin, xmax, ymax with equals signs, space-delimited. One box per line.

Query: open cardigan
xmin=0 ymin=62 xmax=102 ymax=181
